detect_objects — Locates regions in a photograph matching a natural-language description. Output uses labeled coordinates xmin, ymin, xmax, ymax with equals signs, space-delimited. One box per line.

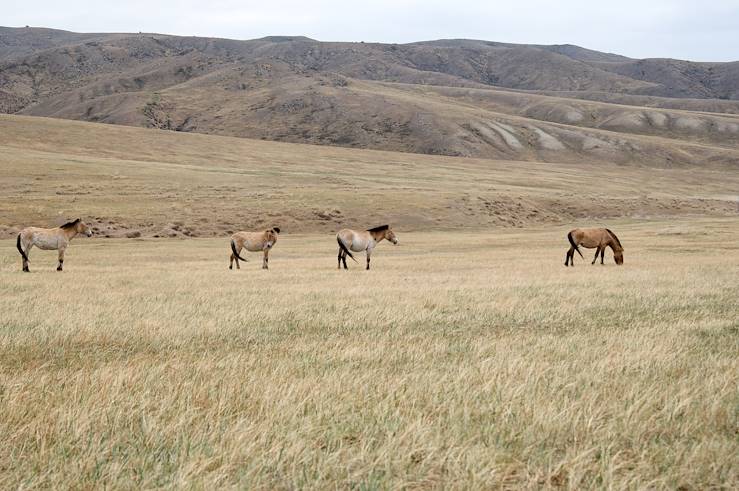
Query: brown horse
xmin=565 ymin=228 xmax=623 ymax=266
xmin=336 ymin=225 xmax=398 ymax=270
xmin=17 ymin=218 xmax=93 ymax=272
xmin=229 ymin=227 xmax=280 ymax=270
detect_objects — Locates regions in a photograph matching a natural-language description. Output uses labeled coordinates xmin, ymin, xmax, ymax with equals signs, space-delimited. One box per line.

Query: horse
xmin=336 ymin=225 xmax=399 ymax=270
xmin=229 ymin=227 xmax=280 ymax=270
xmin=16 ymin=218 xmax=93 ymax=272
xmin=565 ymin=228 xmax=623 ymax=266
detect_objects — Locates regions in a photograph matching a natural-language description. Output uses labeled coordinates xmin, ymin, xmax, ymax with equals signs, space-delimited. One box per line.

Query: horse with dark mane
xmin=229 ymin=227 xmax=281 ymax=270
xmin=336 ymin=225 xmax=398 ymax=270
xmin=16 ymin=218 xmax=93 ymax=272
xmin=565 ymin=228 xmax=623 ymax=266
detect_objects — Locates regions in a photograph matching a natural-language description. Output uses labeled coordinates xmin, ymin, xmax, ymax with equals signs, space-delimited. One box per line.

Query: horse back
xmin=337 ymin=229 xmax=369 ymax=252
xmin=22 ymin=226 xmax=66 ymax=250
xmin=234 ymin=230 xmax=273 ymax=252
xmin=569 ymin=228 xmax=611 ymax=248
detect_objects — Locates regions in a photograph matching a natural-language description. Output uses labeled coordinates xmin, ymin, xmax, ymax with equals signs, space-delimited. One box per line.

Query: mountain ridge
xmin=1 ymin=26 xmax=738 ymax=167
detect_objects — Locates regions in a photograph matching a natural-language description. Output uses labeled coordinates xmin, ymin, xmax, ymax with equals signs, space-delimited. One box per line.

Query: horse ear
xmin=273 ymin=227 xmax=281 ymax=234
xmin=76 ymin=218 xmax=81 ymax=223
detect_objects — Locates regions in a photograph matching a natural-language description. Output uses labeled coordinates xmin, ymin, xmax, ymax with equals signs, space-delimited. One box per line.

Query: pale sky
xmin=3 ymin=0 xmax=738 ymax=62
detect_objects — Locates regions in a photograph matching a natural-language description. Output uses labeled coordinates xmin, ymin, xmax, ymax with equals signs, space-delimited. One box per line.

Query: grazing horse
xmin=336 ymin=225 xmax=399 ymax=270
xmin=17 ymin=218 xmax=93 ymax=272
xmin=229 ymin=227 xmax=280 ymax=270
xmin=565 ymin=228 xmax=623 ymax=266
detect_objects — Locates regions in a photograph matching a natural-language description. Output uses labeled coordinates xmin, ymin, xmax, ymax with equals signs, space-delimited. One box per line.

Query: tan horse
xmin=229 ymin=227 xmax=280 ymax=270
xmin=17 ymin=218 xmax=93 ymax=272
xmin=337 ymin=225 xmax=399 ymax=270
xmin=565 ymin=228 xmax=623 ymax=266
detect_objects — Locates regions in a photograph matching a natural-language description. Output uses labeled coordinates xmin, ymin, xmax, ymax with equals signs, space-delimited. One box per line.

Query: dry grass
xmin=1 ymin=218 xmax=737 ymax=489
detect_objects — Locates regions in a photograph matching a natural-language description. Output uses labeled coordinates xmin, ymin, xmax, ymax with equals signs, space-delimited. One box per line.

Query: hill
xmin=1 ymin=27 xmax=738 ymax=165
xmin=1 ymin=114 xmax=736 ymax=239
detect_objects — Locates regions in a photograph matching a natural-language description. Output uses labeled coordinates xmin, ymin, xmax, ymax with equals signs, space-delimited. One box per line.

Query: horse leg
xmin=565 ymin=247 xmax=572 ymax=266
xmin=57 ymin=247 xmax=65 ymax=271
xmin=229 ymin=253 xmax=234 ymax=270
xmin=592 ymin=246 xmax=601 ymax=265
xmin=338 ymin=247 xmax=343 ymax=269
xmin=600 ymin=248 xmax=605 ymax=265
xmin=366 ymin=250 xmax=372 ymax=270
xmin=262 ymin=248 xmax=269 ymax=270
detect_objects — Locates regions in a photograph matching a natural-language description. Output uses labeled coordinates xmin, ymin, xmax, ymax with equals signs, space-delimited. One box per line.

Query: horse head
xmin=77 ymin=219 xmax=93 ymax=237
xmin=614 ymin=249 xmax=624 ymax=265
xmin=605 ymin=228 xmax=623 ymax=265
xmin=264 ymin=228 xmax=279 ymax=248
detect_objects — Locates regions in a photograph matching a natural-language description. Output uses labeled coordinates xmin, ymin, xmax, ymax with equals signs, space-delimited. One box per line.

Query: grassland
xmin=1 ymin=114 xmax=737 ymax=488
xmin=1 ymin=218 xmax=737 ymax=489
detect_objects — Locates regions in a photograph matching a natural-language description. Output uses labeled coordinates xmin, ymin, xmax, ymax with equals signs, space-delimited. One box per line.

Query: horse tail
xmin=16 ymin=234 xmax=29 ymax=262
xmin=568 ymin=231 xmax=583 ymax=259
xmin=230 ymin=239 xmax=247 ymax=262
xmin=337 ymin=236 xmax=358 ymax=262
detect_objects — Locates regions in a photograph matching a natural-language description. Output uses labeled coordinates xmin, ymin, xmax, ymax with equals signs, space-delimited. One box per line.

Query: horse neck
xmin=607 ymin=238 xmax=622 ymax=252
xmin=369 ymin=230 xmax=385 ymax=242
xmin=62 ymin=227 xmax=78 ymax=240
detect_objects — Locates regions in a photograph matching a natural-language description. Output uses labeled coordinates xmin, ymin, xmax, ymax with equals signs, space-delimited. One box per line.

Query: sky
xmin=3 ymin=0 xmax=738 ymax=62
